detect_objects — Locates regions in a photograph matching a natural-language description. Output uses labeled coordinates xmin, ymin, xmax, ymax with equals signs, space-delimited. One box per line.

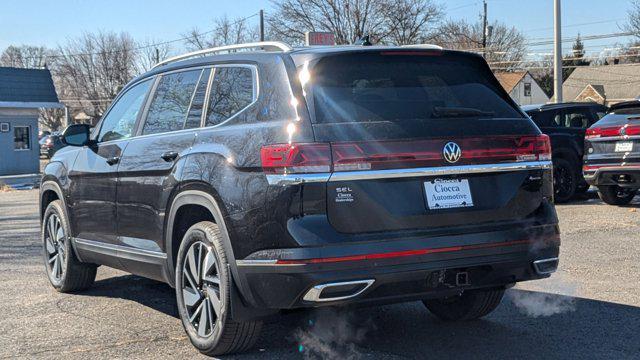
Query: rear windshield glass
xmin=306 ymin=52 xmax=522 ymax=124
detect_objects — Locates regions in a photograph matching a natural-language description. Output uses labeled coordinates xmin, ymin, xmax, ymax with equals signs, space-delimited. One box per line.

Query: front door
xmin=67 ymin=79 xmax=153 ymax=244
xmin=116 ymin=68 xmax=208 ymax=253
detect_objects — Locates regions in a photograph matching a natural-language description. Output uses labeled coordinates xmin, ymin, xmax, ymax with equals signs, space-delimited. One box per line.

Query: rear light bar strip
xmin=265 ymin=160 xmax=551 ymax=185
xmin=586 ymin=125 xmax=640 ymax=139
xmin=237 ymin=237 xmax=560 ymax=266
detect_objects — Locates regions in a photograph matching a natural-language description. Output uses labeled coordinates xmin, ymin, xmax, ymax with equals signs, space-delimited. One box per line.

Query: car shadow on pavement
xmin=81 ymin=275 xmax=640 ymax=359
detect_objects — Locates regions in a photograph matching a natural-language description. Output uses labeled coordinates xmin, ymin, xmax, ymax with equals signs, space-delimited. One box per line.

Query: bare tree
xmin=626 ymin=0 xmax=640 ymax=37
xmin=51 ymin=31 xmax=138 ymax=119
xmin=0 ymin=45 xmax=50 ymax=68
xmin=433 ymin=19 xmax=527 ymax=69
xmin=135 ymin=39 xmax=173 ymax=72
xmin=183 ymin=16 xmax=260 ymax=50
xmin=267 ymin=0 xmax=443 ymax=45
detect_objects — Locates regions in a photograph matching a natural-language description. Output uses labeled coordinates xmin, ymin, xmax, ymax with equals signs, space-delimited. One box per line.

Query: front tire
xmin=175 ymin=221 xmax=262 ymax=356
xmin=597 ymin=185 xmax=637 ymax=206
xmin=423 ymin=288 xmax=504 ymax=321
xmin=42 ymin=200 xmax=97 ymax=292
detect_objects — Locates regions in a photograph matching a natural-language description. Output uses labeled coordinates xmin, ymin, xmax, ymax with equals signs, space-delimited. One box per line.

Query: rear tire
xmin=597 ymin=185 xmax=637 ymax=206
xmin=423 ymin=288 xmax=504 ymax=321
xmin=553 ymin=158 xmax=577 ymax=203
xmin=175 ymin=221 xmax=262 ymax=356
xmin=42 ymin=200 xmax=97 ymax=292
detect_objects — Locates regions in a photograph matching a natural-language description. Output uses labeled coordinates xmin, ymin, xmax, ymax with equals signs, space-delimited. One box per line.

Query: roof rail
xmin=400 ymin=44 xmax=444 ymax=50
xmin=153 ymin=41 xmax=293 ymax=69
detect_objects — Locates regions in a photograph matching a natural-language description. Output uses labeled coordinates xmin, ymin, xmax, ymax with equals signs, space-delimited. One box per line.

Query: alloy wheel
xmin=554 ymin=163 xmax=574 ymax=199
xmin=45 ymin=214 xmax=66 ymax=281
xmin=182 ymin=241 xmax=222 ymax=338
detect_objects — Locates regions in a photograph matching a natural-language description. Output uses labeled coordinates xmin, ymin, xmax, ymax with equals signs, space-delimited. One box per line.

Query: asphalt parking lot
xmin=0 ymin=189 xmax=639 ymax=359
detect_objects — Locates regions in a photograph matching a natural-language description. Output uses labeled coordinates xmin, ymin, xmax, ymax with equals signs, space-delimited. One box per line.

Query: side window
xmin=14 ymin=126 xmax=30 ymax=150
xmin=184 ymin=68 xmax=211 ymax=129
xmin=206 ymin=67 xmax=254 ymax=126
xmin=562 ymin=109 xmax=591 ymax=129
xmin=527 ymin=111 xmax=555 ymax=127
xmin=142 ymin=69 xmax=202 ymax=135
xmin=524 ymin=83 xmax=532 ymax=97
xmin=97 ymin=79 xmax=152 ymax=142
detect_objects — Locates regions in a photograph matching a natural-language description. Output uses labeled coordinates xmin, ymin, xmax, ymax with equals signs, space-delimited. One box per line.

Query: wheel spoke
xmin=48 ymin=254 xmax=57 ymax=264
xmin=202 ymin=249 xmax=216 ymax=278
xmin=45 ymin=236 xmax=56 ymax=254
xmin=47 ymin=216 xmax=56 ymax=242
xmin=52 ymin=255 xmax=60 ymax=278
xmin=189 ymin=300 xmax=203 ymax=322
xmin=187 ymin=246 xmax=200 ymax=285
xmin=206 ymin=296 xmax=216 ymax=331
xmin=198 ymin=298 xmax=209 ymax=337
xmin=182 ymin=287 xmax=202 ymax=308
xmin=205 ymin=284 xmax=221 ymax=317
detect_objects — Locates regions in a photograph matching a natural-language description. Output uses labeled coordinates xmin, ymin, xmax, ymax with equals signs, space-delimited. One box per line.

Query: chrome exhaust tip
xmin=533 ymin=257 xmax=559 ymax=275
xmin=303 ymin=279 xmax=375 ymax=302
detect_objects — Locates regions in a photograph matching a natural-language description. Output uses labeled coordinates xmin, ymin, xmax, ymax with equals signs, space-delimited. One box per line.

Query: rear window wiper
xmin=432 ymin=106 xmax=495 ymax=118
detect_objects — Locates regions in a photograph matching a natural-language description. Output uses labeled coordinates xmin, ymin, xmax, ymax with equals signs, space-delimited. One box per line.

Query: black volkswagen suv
xmin=40 ymin=42 xmax=560 ymax=356
xmin=523 ymin=102 xmax=608 ymax=202
xmin=584 ymin=100 xmax=640 ymax=205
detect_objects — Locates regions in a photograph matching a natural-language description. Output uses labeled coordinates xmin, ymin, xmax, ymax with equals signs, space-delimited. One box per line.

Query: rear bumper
xmin=234 ymin=224 xmax=560 ymax=310
xmin=583 ymin=165 xmax=640 ymax=187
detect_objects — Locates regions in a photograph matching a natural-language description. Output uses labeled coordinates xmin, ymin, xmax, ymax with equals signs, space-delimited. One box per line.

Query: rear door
xmin=301 ymin=51 xmax=550 ymax=233
xmin=116 ymin=67 xmax=209 ymax=253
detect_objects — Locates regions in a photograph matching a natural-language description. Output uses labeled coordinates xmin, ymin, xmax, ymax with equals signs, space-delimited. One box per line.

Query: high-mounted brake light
xmin=261 ymin=135 xmax=551 ymax=174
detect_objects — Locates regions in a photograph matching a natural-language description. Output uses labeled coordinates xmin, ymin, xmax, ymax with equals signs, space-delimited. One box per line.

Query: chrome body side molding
xmin=73 ymin=237 xmax=167 ymax=264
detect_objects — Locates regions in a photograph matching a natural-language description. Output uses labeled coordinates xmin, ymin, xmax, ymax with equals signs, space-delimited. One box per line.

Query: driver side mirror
xmin=62 ymin=124 xmax=93 ymax=147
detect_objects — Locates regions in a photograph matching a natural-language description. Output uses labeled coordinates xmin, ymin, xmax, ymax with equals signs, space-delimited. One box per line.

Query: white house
xmin=494 ymin=71 xmax=549 ymax=106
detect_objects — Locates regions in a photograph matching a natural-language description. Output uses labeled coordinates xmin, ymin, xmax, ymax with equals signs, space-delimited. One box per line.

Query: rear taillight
xmin=260 ymin=143 xmax=331 ymax=174
xmin=586 ymin=125 xmax=640 ymax=139
xmin=261 ymin=135 xmax=551 ymax=174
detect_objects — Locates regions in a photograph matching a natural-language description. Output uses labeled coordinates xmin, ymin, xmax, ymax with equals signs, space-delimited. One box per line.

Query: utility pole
xmin=154 ymin=48 xmax=160 ymax=64
xmin=482 ymin=0 xmax=488 ymax=58
xmin=553 ymin=0 xmax=563 ymax=103
xmin=259 ymin=10 xmax=265 ymax=42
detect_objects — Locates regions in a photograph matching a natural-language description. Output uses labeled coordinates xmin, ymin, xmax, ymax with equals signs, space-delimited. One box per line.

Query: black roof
xmin=522 ymin=102 xmax=606 ymax=112
xmin=609 ymin=100 xmax=640 ymax=112
xmin=0 ymin=67 xmax=60 ymax=103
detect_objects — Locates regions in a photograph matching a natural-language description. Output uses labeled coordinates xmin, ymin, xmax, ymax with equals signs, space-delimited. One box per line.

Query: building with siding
xmin=0 ymin=67 xmax=62 ymax=183
xmin=494 ymin=71 xmax=550 ymax=106
xmin=562 ymin=64 xmax=640 ymax=106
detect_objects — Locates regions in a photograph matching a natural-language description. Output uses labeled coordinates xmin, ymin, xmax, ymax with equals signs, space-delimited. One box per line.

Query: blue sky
xmin=0 ymin=0 xmax=636 ymax=56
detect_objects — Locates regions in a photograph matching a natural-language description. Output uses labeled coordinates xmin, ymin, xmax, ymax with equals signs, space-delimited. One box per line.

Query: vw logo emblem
xmin=443 ymin=142 xmax=462 ymax=163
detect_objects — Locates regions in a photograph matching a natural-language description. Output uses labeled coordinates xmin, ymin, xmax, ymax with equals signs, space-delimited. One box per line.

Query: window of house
xmin=206 ymin=67 xmax=255 ymax=126
xmin=142 ymin=69 xmax=202 ymax=135
xmin=14 ymin=126 xmax=31 ymax=150
xmin=97 ymin=79 xmax=152 ymax=142
xmin=524 ymin=83 xmax=532 ymax=97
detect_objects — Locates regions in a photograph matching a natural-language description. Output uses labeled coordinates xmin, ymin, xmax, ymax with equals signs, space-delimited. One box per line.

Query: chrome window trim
xmin=265 ymin=161 xmax=552 ymax=185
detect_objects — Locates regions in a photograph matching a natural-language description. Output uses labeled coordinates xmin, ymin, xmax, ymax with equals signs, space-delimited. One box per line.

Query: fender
xmin=40 ymin=180 xmax=84 ymax=261
xmin=165 ymin=189 xmax=273 ymax=320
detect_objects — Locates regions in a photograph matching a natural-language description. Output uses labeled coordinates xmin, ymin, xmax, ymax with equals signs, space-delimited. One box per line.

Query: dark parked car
xmin=523 ymin=102 xmax=608 ymax=202
xmin=583 ymin=100 xmax=640 ymax=205
xmin=40 ymin=42 xmax=560 ymax=356
xmin=39 ymin=132 xmax=65 ymax=158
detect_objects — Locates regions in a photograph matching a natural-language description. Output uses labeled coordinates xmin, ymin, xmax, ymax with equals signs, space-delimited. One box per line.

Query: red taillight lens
xmin=261 ymin=135 xmax=551 ymax=174
xmin=585 ymin=125 xmax=640 ymax=139
xmin=260 ymin=143 xmax=331 ymax=174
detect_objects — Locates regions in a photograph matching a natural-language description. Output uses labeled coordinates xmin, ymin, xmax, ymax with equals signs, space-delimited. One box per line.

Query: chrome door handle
xmin=161 ymin=151 xmax=179 ymax=162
